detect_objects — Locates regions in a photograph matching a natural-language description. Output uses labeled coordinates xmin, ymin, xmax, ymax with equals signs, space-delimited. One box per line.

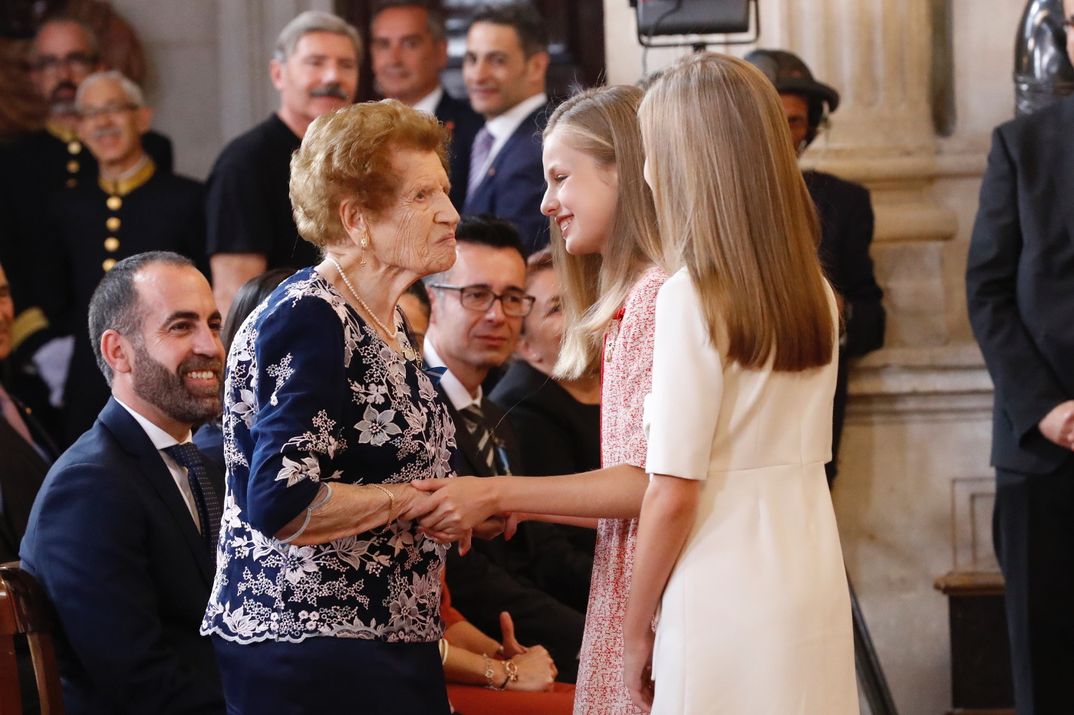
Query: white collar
xmin=114 ymin=397 xmax=192 ymax=450
xmin=412 ymin=86 xmax=444 ymax=116
xmin=483 ymin=92 xmax=547 ymax=143
xmin=423 ymin=338 xmax=483 ymax=412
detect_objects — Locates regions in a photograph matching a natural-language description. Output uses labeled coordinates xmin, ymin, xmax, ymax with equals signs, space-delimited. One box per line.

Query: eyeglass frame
xmin=77 ymin=101 xmax=141 ymax=121
xmin=29 ymin=51 xmax=99 ymax=74
xmin=428 ymin=283 xmax=536 ymax=317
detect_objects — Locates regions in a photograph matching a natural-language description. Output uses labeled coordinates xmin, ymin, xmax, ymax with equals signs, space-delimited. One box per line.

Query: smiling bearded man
xmin=21 ymin=251 xmax=227 ymax=714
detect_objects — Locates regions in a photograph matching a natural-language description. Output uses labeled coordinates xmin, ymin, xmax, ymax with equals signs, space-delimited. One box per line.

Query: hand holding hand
xmin=1038 ymin=400 xmax=1074 ymax=450
xmin=412 ymin=476 xmax=501 ymax=534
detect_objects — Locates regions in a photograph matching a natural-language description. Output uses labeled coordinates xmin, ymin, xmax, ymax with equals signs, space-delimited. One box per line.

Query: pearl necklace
xmin=327 ymin=256 xmax=398 ymax=339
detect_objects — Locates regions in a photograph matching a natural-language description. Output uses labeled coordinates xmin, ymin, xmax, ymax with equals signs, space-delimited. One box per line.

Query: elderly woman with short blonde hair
xmin=202 ymin=100 xmax=461 ymax=714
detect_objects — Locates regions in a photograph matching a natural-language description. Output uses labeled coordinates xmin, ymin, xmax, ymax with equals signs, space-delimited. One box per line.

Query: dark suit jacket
xmin=434 ymin=91 xmax=484 ymax=211
xmin=0 ymin=388 xmax=56 ymax=563
xmin=20 ymin=398 xmax=224 ymax=714
xmin=967 ymin=95 xmax=1074 ymax=476
xmin=804 ymin=170 xmax=886 ymax=478
xmin=463 ymin=102 xmax=552 ymax=255
xmin=437 ymin=388 xmax=585 ymax=681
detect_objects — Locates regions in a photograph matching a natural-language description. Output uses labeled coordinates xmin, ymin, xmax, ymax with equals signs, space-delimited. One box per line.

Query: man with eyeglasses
xmin=966 ymin=3 xmax=1074 ymax=712
xmin=422 ymin=214 xmax=587 ymax=683
xmin=39 ymin=71 xmax=205 ymax=445
xmin=2 ymin=18 xmax=174 ymax=394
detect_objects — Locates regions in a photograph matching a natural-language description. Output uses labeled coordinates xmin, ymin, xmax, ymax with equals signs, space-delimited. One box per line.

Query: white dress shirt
xmin=412 ymin=86 xmax=444 ymax=116
xmin=423 ymin=338 xmax=482 ymax=412
xmin=114 ymin=397 xmax=201 ymax=531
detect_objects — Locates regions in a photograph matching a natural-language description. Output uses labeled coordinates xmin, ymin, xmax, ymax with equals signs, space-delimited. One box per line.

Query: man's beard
xmin=130 ymin=339 xmax=223 ymax=425
xmin=49 ymin=80 xmax=78 ymax=116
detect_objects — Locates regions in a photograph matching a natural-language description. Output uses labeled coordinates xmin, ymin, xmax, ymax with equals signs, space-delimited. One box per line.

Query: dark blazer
xmin=437 ymin=388 xmax=585 ymax=682
xmin=0 ymin=388 xmax=56 ymax=563
xmin=804 ymin=170 xmax=886 ymax=479
xmin=966 ymin=95 xmax=1074 ymax=476
xmin=463 ymin=102 xmax=552 ymax=255
xmin=20 ymin=398 xmax=224 ymax=714
xmin=434 ymin=90 xmax=484 ymax=211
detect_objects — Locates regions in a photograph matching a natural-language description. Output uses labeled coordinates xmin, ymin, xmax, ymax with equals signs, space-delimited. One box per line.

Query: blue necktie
xmin=163 ymin=443 xmax=222 ymax=554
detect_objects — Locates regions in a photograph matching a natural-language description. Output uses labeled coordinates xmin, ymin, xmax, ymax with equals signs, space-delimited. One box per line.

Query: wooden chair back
xmin=0 ymin=563 xmax=64 ymax=714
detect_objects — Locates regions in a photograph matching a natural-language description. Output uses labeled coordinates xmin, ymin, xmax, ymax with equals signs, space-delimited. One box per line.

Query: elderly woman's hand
xmin=506 ymin=646 xmax=557 ymax=692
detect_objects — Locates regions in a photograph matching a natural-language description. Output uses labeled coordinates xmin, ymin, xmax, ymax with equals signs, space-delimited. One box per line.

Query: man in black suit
xmin=423 ymin=216 xmax=587 ymax=682
xmin=966 ymin=16 xmax=1074 ymax=711
xmin=370 ymin=1 xmax=483 ymax=210
xmin=0 ymin=261 xmax=57 ymax=564
xmin=747 ymin=49 xmax=886 ymax=483
xmin=462 ymin=4 xmax=552 ymax=255
xmin=21 ymin=252 xmax=226 ymax=713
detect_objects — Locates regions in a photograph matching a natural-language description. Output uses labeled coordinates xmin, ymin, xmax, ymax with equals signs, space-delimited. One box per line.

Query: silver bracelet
xmin=278 ymin=483 xmax=333 ymax=544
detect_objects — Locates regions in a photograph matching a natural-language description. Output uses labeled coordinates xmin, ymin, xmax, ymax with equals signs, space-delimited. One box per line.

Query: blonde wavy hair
xmin=289 ymin=99 xmax=448 ymax=248
xmin=639 ymin=52 xmax=833 ymax=371
xmin=545 ymin=85 xmax=662 ymax=380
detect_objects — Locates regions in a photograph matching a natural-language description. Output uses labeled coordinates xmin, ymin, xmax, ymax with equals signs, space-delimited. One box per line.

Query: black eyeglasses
xmin=30 ymin=52 xmax=98 ymax=74
xmin=429 ymin=284 xmax=536 ymax=317
xmin=78 ymin=102 xmax=139 ymax=121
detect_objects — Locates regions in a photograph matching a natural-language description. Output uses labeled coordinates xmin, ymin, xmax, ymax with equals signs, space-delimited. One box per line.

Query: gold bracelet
xmin=482 ymin=654 xmax=496 ymax=689
xmin=438 ymin=638 xmax=450 ymax=664
xmin=500 ymin=657 xmax=519 ymax=690
xmin=369 ymin=483 xmax=396 ymax=526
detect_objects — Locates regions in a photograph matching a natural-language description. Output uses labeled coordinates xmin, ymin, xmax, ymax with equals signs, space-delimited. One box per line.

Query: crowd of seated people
xmin=0 ymin=2 xmax=886 ymax=713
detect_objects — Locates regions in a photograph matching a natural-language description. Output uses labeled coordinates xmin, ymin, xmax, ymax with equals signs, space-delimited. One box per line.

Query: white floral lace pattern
xmin=201 ymin=270 xmax=455 ymax=645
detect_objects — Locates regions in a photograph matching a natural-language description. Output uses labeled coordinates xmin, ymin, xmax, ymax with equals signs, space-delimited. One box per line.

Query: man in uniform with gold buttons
xmin=40 ymin=70 xmax=204 ymax=444
xmin=2 ymin=17 xmax=175 ymax=403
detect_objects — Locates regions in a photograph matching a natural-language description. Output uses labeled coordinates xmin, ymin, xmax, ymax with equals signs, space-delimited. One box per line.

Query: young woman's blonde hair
xmin=639 ymin=52 xmax=833 ymax=371
xmin=544 ymin=85 xmax=662 ymax=379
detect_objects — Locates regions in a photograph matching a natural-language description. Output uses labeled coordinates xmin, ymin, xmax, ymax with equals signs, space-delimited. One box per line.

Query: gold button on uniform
xmin=66 ymin=160 xmax=79 ymax=173
xmin=67 ymin=141 xmax=81 ymax=154
xmin=102 ymin=258 xmax=116 ymax=272
xmin=65 ymin=178 xmax=77 ymax=188
xmin=107 ymin=196 xmax=122 ymax=211
xmin=104 ymin=237 xmax=120 ymax=252
xmin=106 ymin=217 xmax=121 ymax=231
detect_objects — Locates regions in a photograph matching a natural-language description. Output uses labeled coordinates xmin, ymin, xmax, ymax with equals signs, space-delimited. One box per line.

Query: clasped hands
xmin=397 ymin=477 xmax=511 ymax=553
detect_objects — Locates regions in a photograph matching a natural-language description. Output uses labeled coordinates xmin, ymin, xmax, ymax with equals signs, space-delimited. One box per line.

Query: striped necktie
xmin=163 ymin=442 xmax=222 ymax=554
xmin=467 ymin=126 xmax=494 ymax=201
xmin=459 ymin=402 xmax=505 ymax=475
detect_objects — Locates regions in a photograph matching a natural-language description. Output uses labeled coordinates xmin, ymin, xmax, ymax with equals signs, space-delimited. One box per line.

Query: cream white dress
xmin=644 ymin=269 xmax=858 ymax=715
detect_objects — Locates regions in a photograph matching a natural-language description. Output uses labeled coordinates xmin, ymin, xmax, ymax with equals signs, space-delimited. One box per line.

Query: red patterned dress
xmin=573 ymin=266 xmax=667 ymax=715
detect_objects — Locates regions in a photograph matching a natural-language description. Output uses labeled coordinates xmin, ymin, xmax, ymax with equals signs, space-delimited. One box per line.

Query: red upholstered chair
xmin=0 ymin=563 xmax=64 ymax=714
xmin=448 ymin=681 xmax=575 ymax=714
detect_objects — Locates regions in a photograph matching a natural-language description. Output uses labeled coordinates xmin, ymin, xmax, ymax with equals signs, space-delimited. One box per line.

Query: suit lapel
xmin=469 ymin=104 xmax=546 ymax=204
xmin=98 ymin=399 xmax=215 ymax=584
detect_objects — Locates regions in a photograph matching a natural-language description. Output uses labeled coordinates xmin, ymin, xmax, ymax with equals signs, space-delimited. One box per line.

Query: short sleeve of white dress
xmin=644 ymin=268 xmax=724 ymax=481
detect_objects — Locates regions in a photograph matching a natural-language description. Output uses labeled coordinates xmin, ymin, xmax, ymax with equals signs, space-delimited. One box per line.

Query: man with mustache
xmin=205 ymin=11 xmax=360 ymax=316
xmin=370 ymin=1 xmax=482 ymax=210
xmin=462 ymin=4 xmax=552 ymax=255
xmin=2 ymin=18 xmax=173 ymax=393
xmin=22 ymin=251 xmax=226 ymax=714
xmin=40 ymin=70 xmax=205 ymax=444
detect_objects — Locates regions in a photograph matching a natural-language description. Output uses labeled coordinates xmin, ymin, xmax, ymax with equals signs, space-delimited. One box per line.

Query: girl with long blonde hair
xmin=416 ymin=84 xmax=665 ymax=714
xmin=621 ymin=52 xmax=858 ymax=714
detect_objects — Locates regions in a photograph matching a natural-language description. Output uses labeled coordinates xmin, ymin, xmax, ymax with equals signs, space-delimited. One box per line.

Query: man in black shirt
xmin=205 ymin=11 xmax=360 ymax=315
